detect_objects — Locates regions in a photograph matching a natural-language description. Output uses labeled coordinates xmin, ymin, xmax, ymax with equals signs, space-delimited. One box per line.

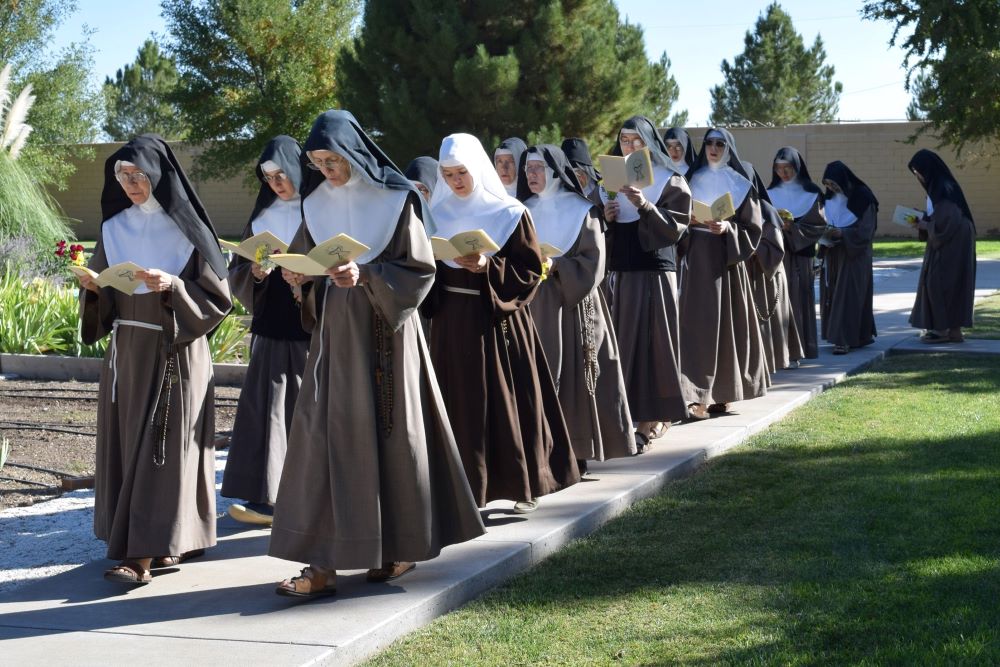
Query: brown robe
xmin=530 ymin=213 xmax=635 ymax=462
xmin=268 ymin=196 xmax=485 ymax=569
xmin=909 ymin=199 xmax=977 ymax=331
xmin=221 ymin=223 xmax=309 ymax=505
xmin=81 ymin=245 xmax=232 ymax=560
xmin=606 ymin=175 xmax=692 ymax=423
xmin=750 ymin=212 xmax=803 ymax=373
xmin=679 ymin=194 xmax=769 ymax=405
xmin=782 ymin=199 xmax=827 ymax=358
xmin=820 ymin=205 xmax=877 ymax=348
xmin=421 ymin=213 xmax=580 ymax=506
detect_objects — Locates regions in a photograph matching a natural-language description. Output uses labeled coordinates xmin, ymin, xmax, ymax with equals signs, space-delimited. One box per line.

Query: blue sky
xmin=52 ymin=0 xmax=912 ymax=126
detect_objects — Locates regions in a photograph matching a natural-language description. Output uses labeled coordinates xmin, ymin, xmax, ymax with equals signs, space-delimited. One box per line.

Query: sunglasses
xmin=705 ymin=140 xmax=727 ymax=149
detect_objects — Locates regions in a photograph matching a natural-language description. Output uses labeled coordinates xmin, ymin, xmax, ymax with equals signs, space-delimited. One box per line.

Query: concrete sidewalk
xmin=1 ymin=258 xmax=997 ymax=666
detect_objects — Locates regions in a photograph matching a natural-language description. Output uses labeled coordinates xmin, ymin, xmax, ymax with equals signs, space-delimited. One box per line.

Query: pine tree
xmin=864 ymin=0 xmax=1000 ymax=158
xmin=710 ymin=2 xmax=842 ymax=126
xmin=905 ymin=71 xmax=932 ymax=121
xmin=338 ymin=0 xmax=685 ymax=162
xmin=103 ymin=39 xmax=188 ymax=141
xmin=163 ymin=0 xmax=360 ymax=181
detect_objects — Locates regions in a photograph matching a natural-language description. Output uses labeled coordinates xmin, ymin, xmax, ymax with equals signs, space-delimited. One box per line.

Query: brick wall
xmin=51 ymin=123 xmax=999 ymax=240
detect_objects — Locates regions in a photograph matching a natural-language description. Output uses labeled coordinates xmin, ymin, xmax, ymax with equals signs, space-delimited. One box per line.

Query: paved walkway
xmin=1 ymin=258 xmax=997 ymax=666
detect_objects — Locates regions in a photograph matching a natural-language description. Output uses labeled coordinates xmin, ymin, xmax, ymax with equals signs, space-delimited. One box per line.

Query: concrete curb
xmin=0 ymin=353 xmax=247 ymax=386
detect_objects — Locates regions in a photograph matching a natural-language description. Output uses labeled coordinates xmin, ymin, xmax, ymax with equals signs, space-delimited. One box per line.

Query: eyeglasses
xmin=262 ymin=172 xmax=289 ymax=183
xmin=666 ymin=141 xmax=683 ymax=150
xmin=619 ymin=137 xmax=645 ymax=149
xmin=307 ymin=156 xmax=346 ymax=171
xmin=524 ymin=164 xmax=547 ymax=175
xmin=116 ymin=171 xmax=149 ymax=185
xmin=705 ymin=140 xmax=727 ymax=149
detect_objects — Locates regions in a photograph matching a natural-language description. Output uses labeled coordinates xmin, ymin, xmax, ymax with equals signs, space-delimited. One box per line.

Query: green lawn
xmin=873 ymin=236 xmax=1000 ymax=260
xmin=968 ymin=292 xmax=1000 ymax=340
xmin=367 ymin=354 xmax=1000 ymax=666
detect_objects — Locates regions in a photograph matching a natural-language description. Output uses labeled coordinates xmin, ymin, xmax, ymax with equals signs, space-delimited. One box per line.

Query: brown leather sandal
xmin=648 ymin=421 xmax=670 ymax=440
xmin=366 ymin=561 xmax=415 ymax=582
xmin=275 ymin=566 xmax=337 ymax=598
xmin=151 ymin=548 xmax=205 ymax=569
xmin=104 ymin=561 xmax=152 ymax=586
xmin=688 ymin=403 xmax=709 ymax=420
xmin=707 ymin=403 xmax=731 ymax=414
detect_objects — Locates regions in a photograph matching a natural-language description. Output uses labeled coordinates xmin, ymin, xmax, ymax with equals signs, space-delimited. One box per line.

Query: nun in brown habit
xmin=818 ymin=161 xmax=878 ymax=354
xmin=745 ymin=161 xmax=804 ymax=372
xmin=270 ymin=111 xmax=484 ymax=597
xmin=680 ymin=128 xmax=768 ymax=418
xmin=77 ymin=134 xmax=232 ymax=585
xmin=422 ymin=133 xmax=579 ymax=514
xmin=767 ymin=147 xmax=827 ymax=359
xmin=518 ymin=144 xmax=636 ymax=470
xmin=907 ymin=149 xmax=977 ymax=343
xmin=599 ymin=116 xmax=692 ymax=448
xmin=561 ymin=137 xmax=604 ymax=214
xmin=221 ymin=136 xmax=309 ymax=526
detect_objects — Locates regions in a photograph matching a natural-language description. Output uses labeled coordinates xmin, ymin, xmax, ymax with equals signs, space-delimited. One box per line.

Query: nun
xmin=907 ymin=149 xmax=977 ymax=343
xmin=767 ymin=147 xmax=827 ymax=359
xmin=601 ymin=115 xmax=692 ymax=448
xmin=269 ymin=111 xmax=484 ymax=597
xmin=819 ymin=161 xmax=878 ymax=354
xmin=679 ymin=128 xmax=768 ymax=418
xmin=404 ymin=156 xmax=439 ymax=203
xmin=422 ymin=133 xmax=579 ymax=514
xmin=77 ymin=134 xmax=232 ymax=585
xmin=745 ymin=163 xmax=804 ymax=372
xmin=518 ymin=144 xmax=636 ymax=470
xmin=493 ymin=137 xmax=527 ymax=197
xmin=664 ymin=127 xmax=696 ymax=177
xmin=221 ymin=136 xmax=310 ymax=526
xmin=561 ymin=137 xmax=604 ymax=211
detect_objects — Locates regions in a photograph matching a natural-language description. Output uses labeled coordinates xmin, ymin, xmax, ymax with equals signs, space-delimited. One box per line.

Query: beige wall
xmin=686 ymin=122 xmax=999 ymax=236
xmin=51 ymin=122 xmax=999 ymax=240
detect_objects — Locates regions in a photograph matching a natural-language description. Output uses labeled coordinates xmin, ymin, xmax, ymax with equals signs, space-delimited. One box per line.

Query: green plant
xmin=0 ymin=436 xmax=10 ymax=472
xmin=209 ymin=312 xmax=250 ymax=363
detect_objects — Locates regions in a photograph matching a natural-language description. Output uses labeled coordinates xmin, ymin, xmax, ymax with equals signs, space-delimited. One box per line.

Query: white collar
xmin=524 ymin=165 xmax=592 ymax=254
xmin=102 ymin=205 xmax=194 ymax=294
xmin=251 ymin=195 xmax=301 ymax=243
xmin=767 ymin=181 xmax=818 ymax=219
xmin=825 ymin=193 xmax=857 ymax=228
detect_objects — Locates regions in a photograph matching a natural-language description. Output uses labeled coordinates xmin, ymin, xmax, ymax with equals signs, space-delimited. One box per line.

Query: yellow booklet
xmin=219 ymin=230 xmax=288 ymax=263
xmin=692 ymin=192 xmax=736 ymax=223
xmin=539 ymin=242 xmax=563 ymax=258
xmin=70 ymin=262 xmax=146 ymax=295
xmin=597 ymin=148 xmax=654 ymax=192
xmin=268 ymin=233 xmax=370 ymax=275
xmin=430 ymin=229 xmax=501 ymax=261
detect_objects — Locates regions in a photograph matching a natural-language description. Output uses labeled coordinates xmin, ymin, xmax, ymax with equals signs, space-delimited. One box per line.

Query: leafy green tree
xmin=338 ymin=0 xmax=686 ymax=162
xmin=710 ymin=2 xmax=842 ymax=126
xmin=0 ymin=0 xmax=101 ymax=189
xmin=863 ymin=0 xmax=1000 ymax=157
xmin=163 ymin=0 xmax=360 ymax=182
xmin=642 ymin=53 xmax=688 ymax=129
xmin=104 ymin=38 xmax=188 ymax=141
xmin=905 ymin=71 xmax=932 ymax=121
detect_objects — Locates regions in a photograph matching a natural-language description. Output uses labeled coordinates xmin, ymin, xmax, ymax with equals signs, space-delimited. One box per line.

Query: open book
xmin=219 ymin=230 xmax=289 ymax=263
xmin=268 ymin=233 xmax=370 ymax=275
xmin=70 ymin=261 xmax=146 ymax=295
xmin=539 ymin=242 xmax=563 ymax=258
xmin=891 ymin=205 xmax=923 ymax=229
xmin=692 ymin=192 xmax=736 ymax=223
xmin=597 ymin=148 xmax=654 ymax=192
xmin=431 ymin=229 xmax=500 ymax=261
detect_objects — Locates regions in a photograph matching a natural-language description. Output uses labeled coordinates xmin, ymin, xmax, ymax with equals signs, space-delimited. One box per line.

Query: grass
xmin=873 ymin=236 xmax=1000 ymax=260
xmin=967 ymin=292 xmax=1000 ymax=340
xmin=367 ymin=354 xmax=1000 ymax=666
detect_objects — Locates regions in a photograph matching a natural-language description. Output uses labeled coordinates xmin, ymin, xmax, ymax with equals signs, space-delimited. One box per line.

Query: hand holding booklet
xmin=431 ymin=229 xmax=500 ymax=261
xmin=597 ymin=148 xmax=654 ymax=192
xmin=219 ymin=230 xmax=289 ymax=264
xmin=692 ymin=192 xmax=736 ymax=223
xmin=268 ymin=233 xmax=370 ymax=275
xmin=70 ymin=261 xmax=146 ymax=295
xmin=891 ymin=205 xmax=923 ymax=229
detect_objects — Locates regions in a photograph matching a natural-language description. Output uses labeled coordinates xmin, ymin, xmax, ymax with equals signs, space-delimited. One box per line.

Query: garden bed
xmin=0 ymin=377 xmax=240 ymax=510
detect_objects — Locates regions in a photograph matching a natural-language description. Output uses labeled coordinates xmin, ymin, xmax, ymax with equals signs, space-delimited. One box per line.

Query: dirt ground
xmin=0 ymin=378 xmax=239 ymax=510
